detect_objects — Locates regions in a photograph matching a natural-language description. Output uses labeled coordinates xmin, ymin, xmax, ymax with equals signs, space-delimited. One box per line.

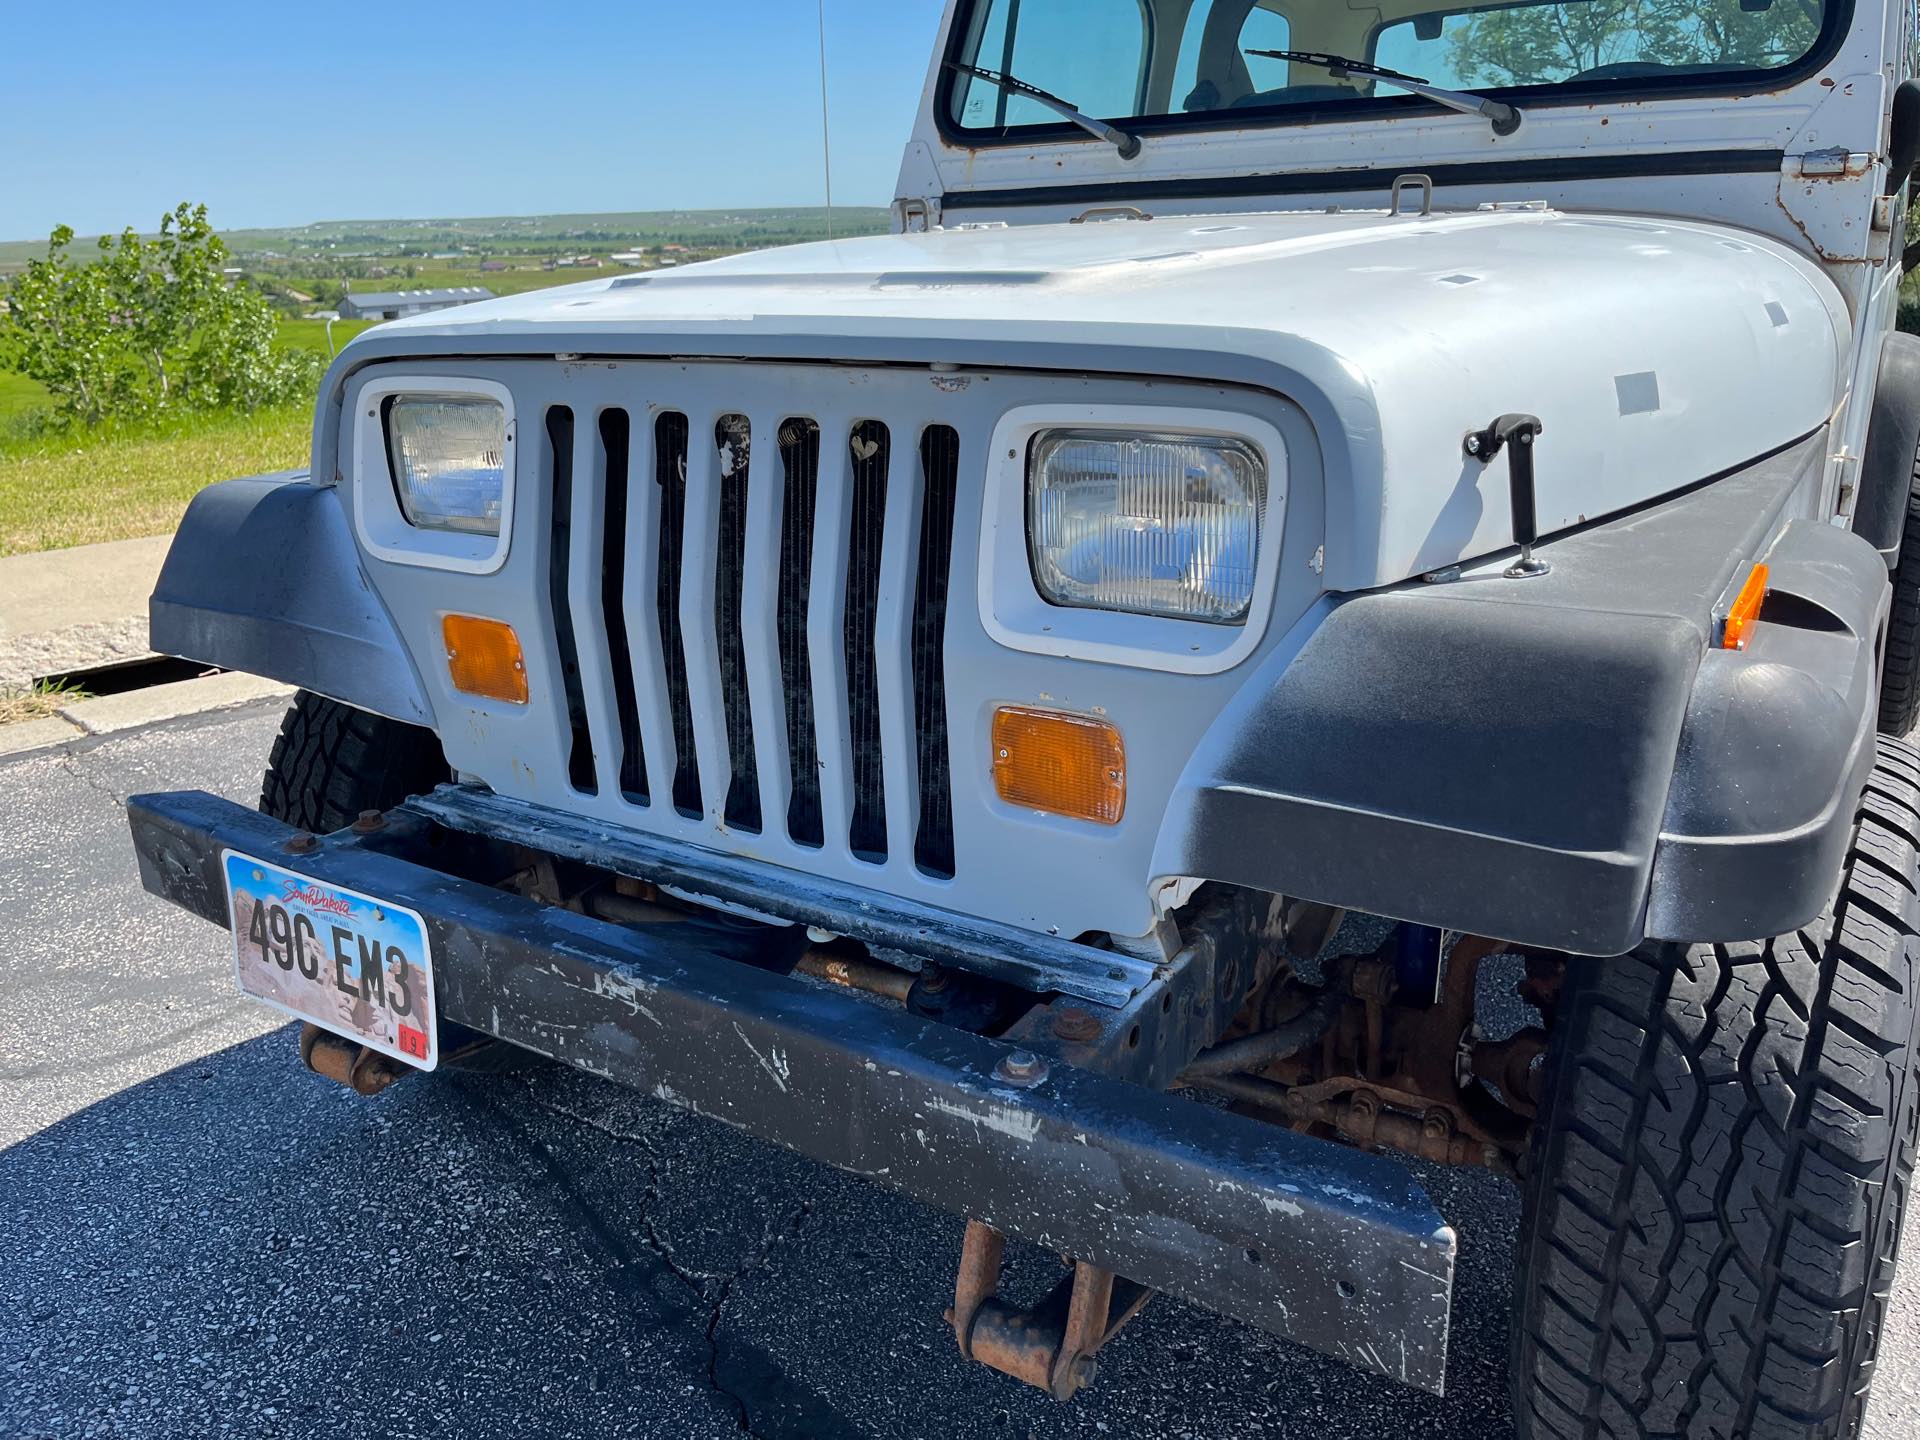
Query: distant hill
xmin=0 ymin=206 xmax=894 ymax=272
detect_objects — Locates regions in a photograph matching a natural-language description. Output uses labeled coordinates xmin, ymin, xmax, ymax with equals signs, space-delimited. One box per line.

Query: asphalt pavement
xmin=3 ymin=701 xmax=1919 ymax=1439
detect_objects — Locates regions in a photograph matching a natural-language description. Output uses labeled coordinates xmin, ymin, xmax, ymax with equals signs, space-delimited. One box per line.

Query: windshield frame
xmin=933 ymin=0 xmax=1855 ymax=151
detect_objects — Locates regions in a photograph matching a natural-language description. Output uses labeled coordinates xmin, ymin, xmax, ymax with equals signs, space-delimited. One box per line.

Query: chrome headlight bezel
xmin=978 ymin=404 xmax=1290 ymax=675
xmin=351 ymin=375 xmax=517 ymax=575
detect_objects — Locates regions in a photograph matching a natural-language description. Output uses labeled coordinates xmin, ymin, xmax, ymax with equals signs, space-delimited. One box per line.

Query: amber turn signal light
xmin=992 ymin=706 xmax=1125 ymax=825
xmin=1720 ymin=564 xmax=1769 ymax=651
xmin=443 ymin=614 xmax=528 ymax=704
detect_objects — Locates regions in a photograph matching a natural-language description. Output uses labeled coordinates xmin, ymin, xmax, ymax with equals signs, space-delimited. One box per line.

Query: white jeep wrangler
xmin=131 ymin=1 xmax=1920 ymax=1433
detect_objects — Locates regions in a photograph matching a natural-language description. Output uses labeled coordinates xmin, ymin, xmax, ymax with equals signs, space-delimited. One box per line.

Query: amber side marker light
xmin=443 ymin=614 xmax=528 ymax=704
xmin=1721 ymin=564 xmax=1770 ymax=651
xmin=992 ymin=705 xmax=1126 ymax=825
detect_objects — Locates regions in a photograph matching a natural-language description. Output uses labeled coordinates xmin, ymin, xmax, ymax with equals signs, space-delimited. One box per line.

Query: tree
xmin=1448 ymin=0 xmax=1820 ymax=88
xmin=0 ymin=203 xmax=320 ymax=426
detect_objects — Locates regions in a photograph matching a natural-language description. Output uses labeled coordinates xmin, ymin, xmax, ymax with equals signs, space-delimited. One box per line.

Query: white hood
xmin=368 ymin=206 xmax=1849 ymax=588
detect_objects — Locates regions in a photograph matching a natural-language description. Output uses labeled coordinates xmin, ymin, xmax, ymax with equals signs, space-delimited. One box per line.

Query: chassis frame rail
xmin=129 ymin=787 xmax=1458 ymax=1393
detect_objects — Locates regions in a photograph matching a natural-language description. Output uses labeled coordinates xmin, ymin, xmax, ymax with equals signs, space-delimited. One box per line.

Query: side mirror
xmin=1888 ymin=79 xmax=1920 ymax=195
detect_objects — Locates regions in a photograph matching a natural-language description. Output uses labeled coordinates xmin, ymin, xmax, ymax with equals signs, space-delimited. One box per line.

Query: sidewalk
xmin=0 ymin=534 xmax=289 ymax=754
xmin=0 ymin=534 xmax=170 ymax=689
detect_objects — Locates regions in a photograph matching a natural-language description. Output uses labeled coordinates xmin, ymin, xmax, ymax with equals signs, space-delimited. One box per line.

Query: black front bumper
xmin=129 ymin=787 xmax=1457 ymax=1393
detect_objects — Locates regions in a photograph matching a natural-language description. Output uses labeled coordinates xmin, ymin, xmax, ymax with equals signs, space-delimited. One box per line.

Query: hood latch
xmin=1464 ymin=414 xmax=1550 ymax=579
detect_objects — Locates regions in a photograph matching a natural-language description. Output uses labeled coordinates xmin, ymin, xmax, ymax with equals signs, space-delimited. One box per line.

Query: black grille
xmin=912 ymin=427 xmax=960 ymax=878
xmin=545 ymin=407 xmax=596 ymax=795
xmin=777 ymin=419 xmax=824 ymax=848
xmin=654 ymin=411 xmax=702 ymax=818
xmin=598 ymin=409 xmax=647 ymax=804
xmin=713 ymin=415 xmax=761 ymax=833
xmin=843 ymin=420 xmax=890 ymax=862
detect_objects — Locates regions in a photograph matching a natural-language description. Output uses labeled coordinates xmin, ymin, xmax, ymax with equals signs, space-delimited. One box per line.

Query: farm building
xmin=338 ymin=287 xmax=494 ymax=321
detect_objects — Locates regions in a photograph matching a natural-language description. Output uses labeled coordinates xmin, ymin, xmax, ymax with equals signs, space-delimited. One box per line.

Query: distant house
xmin=338 ymin=286 xmax=494 ymax=321
xmin=610 ymin=250 xmax=645 ymax=264
xmin=478 ymin=260 xmax=508 ymax=272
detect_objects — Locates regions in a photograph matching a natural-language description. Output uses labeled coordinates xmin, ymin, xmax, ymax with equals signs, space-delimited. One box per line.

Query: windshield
xmin=944 ymin=0 xmax=1834 ymax=135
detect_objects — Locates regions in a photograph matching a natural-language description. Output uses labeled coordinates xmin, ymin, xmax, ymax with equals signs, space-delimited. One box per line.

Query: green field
xmin=0 ymin=405 xmax=312 ymax=557
xmin=275 ymin=316 xmax=375 ymax=357
xmin=0 ymin=325 xmax=334 ymax=556
xmin=0 ymin=369 xmax=50 ymax=424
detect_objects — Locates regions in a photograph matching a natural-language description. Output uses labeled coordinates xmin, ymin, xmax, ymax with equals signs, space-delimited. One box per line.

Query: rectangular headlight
xmin=384 ymin=396 xmax=508 ymax=535
xmin=1027 ymin=429 xmax=1265 ymax=622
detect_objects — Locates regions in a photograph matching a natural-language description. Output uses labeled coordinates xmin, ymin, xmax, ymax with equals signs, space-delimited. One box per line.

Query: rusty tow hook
xmin=945 ymin=1219 xmax=1153 ymax=1401
xmin=297 ymin=1023 xmax=411 ymax=1097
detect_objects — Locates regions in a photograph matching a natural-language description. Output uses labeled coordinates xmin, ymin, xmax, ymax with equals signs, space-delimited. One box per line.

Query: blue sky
xmin=0 ymin=1 xmax=947 ymax=241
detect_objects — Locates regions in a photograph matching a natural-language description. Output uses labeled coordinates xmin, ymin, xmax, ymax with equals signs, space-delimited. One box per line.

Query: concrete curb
xmin=0 ymin=716 xmax=85 ymax=758
xmin=60 ymin=672 xmax=293 ymax=736
xmin=0 ymin=673 xmax=292 ymax=758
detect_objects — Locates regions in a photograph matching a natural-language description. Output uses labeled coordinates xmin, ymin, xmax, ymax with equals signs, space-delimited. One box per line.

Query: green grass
xmin=0 ymin=405 xmax=312 ymax=557
xmin=0 ymin=676 xmax=90 ymax=726
xmin=275 ymin=316 xmax=375 ymax=356
xmin=0 ymin=369 xmax=50 ymax=423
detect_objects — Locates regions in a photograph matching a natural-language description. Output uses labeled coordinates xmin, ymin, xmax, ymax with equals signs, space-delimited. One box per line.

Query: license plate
xmin=221 ymin=850 xmax=438 ymax=1071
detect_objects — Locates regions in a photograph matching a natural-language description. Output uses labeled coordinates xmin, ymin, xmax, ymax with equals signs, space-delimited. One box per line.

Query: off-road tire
xmin=259 ymin=690 xmax=450 ymax=835
xmin=1513 ymin=736 xmax=1920 ymax=1440
xmin=1877 ymin=445 xmax=1920 ymax=736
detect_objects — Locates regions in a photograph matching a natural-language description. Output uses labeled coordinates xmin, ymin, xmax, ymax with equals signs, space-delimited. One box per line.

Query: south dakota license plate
xmin=221 ymin=850 xmax=438 ymax=1070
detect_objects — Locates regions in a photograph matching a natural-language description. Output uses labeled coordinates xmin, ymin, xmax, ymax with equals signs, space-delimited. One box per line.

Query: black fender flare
xmin=149 ymin=473 xmax=436 ymax=726
xmin=1153 ymin=433 xmax=1887 ymax=954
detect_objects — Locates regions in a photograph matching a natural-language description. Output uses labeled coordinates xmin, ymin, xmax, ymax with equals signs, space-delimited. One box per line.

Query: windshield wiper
xmin=945 ymin=60 xmax=1143 ymax=159
xmin=1245 ymin=49 xmax=1522 ymax=136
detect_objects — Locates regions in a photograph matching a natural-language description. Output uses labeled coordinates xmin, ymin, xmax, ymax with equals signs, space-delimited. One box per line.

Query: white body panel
xmin=376 ymin=208 xmax=1848 ymax=588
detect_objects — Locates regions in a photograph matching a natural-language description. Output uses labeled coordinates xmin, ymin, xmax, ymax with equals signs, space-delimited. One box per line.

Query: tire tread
xmin=1514 ymin=736 xmax=1920 ymax=1439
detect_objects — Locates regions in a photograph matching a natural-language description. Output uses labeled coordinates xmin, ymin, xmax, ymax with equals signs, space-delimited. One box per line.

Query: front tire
xmin=1513 ymin=736 xmax=1920 ymax=1439
xmin=259 ymin=690 xmax=450 ymax=834
xmin=1878 ymin=449 xmax=1920 ymax=737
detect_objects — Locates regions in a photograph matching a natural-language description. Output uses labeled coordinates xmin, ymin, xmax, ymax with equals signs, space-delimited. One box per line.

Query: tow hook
xmin=947 ymin=1220 xmax=1154 ymax=1401
xmin=297 ymin=1023 xmax=412 ymax=1096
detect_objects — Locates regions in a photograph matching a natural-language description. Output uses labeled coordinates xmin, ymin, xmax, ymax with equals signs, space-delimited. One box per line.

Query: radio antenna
xmin=817 ymin=0 xmax=835 ymax=239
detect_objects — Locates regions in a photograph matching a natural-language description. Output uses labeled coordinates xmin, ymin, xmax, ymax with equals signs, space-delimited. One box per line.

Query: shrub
xmin=0 ymin=203 xmax=321 ymax=427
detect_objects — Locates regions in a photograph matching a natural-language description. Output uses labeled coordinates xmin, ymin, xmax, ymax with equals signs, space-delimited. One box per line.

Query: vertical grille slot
xmin=844 ymin=420 xmax=890 ymax=862
xmin=912 ymin=426 xmax=960 ymax=878
xmin=597 ymin=409 xmax=647 ymax=804
xmin=654 ymin=411 xmax=702 ymax=818
xmin=714 ymin=415 xmax=761 ymax=833
xmin=546 ymin=407 xmax=597 ymax=795
xmin=777 ymin=419 xmax=824 ymax=848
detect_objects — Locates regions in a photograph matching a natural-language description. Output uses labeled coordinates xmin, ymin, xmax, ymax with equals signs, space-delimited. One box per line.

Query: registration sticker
xmin=221 ymin=850 xmax=438 ymax=1071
